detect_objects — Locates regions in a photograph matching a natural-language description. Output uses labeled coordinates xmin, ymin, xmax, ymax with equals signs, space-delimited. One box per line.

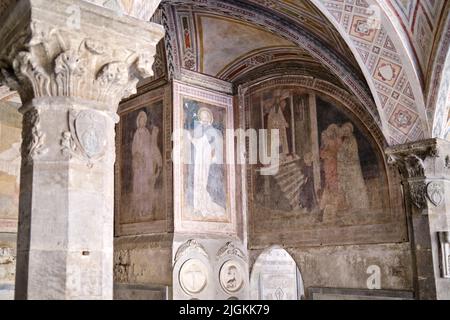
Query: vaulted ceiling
xmin=1 ymin=0 xmax=450 ymax=146
xmin=385 ymin=0 xmax=447 ymax=79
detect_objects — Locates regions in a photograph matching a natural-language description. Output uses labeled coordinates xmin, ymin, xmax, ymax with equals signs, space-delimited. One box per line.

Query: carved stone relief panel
xmin=216 ymin=242 xmax=248 ymax=299
xmin=172 ymin=238 xmax=213 ymax=300
xmin=61 ymin=109 xmax=109 ymax=168
xmin=219 ymin=260 xmax=244 ymax=294
xmin=426 ymin=182 xmax=444 ymax=207
xmin=179 ymin=259 xmax=209 ymax=295
xmin=173 ymin=237 xmax=249 ymax=300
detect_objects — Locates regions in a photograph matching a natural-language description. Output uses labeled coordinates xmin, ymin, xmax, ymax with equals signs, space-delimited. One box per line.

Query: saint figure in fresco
xmin=319 ymin=124 xmax=342 ymax=217
xmin=267 ymin=96 xmax=290 ymax=158
xmin=336 ymin=123 xmax=369 ymax=210
xmin=189 ymin=107 xmax=225 ymax=217
xmin=131 ymin=111 xmax=163 ymax=218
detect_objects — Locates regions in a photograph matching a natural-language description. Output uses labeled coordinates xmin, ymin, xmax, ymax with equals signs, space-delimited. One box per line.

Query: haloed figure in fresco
xmin=188 ymin=107 xmax=225 ymax=217
xmin=131 ymin=111 xmax=163 ymax=218
xmin=267 ymin=94 xmax=290 ymax=159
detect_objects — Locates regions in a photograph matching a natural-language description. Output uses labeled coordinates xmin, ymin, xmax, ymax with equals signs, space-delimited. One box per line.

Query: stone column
xmin=0 ymin=0 xmax=163 ymax=299
xmin=387 ymin=139 xmax=450 ymax=300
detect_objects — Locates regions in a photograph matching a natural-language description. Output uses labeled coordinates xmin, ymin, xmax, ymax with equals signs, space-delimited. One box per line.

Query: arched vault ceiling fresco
xmin=164 ymin=0 xmax=435 ymax=145
xmin=383 ymin=0 xmax=449 ymax=81
xmin=426 ymin=5 xmax=450 ymax=139
xmin=243 ymin=0 xmax=429 ymax=144
xmin=198 ymin=15 xmax=295 ymax=76
xmin=2 ymin=0 xmax=450 ymax=145
xmin=163 ymin=1 xmax=382 ymax=137
xmin=217 ymin=47 xmax=324 ymax=83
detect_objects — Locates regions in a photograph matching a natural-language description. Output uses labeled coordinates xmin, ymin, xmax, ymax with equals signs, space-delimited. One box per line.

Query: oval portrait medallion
xmin=219 ymin=260 xmax=244 ymax=294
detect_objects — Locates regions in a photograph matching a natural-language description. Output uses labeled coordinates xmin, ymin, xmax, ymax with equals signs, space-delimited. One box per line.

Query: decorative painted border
xmin=173 ymin=80 xmax=237 ymax=235
xmin=216 ymin=46 xmax=317 ymax=82
xmin=114 ymin=85 xmax=173 ymax=237
xmin=180 ymin=68 xmax=233 ymax=95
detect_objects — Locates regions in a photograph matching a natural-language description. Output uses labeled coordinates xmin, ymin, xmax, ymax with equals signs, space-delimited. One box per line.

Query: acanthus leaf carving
xmin=54 ymin=50 xmax=87 ymax=96
xmin=95 ymin=61 xmax=138 ymax=103
xmin=22 ymin=108 xmax=47 ymax=165
xmin=388 ymin=154 xmax=425 ymax=179
xmin=13 ymin=51 xmax=51 ymax=98
xmin=0 ymin=8 xmax=163 ymax=106
xmin=134 ymin=51 xmax=156 ymax=79
xmin=386 ymin=140 xmax=442 ymax=183
xmin=386 ymin=140 xmax=445 ymax=211
xmin=408 ymin=181 xmax=428 ymax=209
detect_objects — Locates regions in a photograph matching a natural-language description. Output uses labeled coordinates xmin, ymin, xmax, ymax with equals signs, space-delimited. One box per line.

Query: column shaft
xmin=0 ymin=0 xmax=164 ymax=299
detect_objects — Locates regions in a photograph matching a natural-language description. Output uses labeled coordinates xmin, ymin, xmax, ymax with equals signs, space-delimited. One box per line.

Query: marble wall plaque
xmin=179 ymin=259 xmax=208 ymax=295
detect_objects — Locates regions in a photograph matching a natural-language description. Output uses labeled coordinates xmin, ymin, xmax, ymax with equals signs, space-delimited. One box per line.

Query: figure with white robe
xmin=267 ymin=97 xmax=290 ymax=158
xmin=189 ymin=107 xmax=225 ymax=217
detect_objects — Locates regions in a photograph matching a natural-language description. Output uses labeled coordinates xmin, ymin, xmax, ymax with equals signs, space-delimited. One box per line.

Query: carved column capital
xmin=387 ymin=140 xmax=450 ymax=298
xmin=386 ymin=139 xmax=450 ymax=210
xmin=386 ymin=139 xmax=439 ymax=180
xmin=0 ymin=0 xmax=164 ymax=108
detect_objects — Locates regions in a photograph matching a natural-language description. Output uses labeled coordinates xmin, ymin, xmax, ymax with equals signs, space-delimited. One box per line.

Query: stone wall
xmin=113 ymin=234 xmax=173 ymax=300
xmin=250 ymin=243 xmax=413 ymax=298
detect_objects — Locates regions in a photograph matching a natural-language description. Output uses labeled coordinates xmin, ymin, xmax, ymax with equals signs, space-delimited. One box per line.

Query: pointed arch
xmin=250 ymin=246 xmax=305 ymax=300
xmin=427 ymin=5 xmax=450 ymax=139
